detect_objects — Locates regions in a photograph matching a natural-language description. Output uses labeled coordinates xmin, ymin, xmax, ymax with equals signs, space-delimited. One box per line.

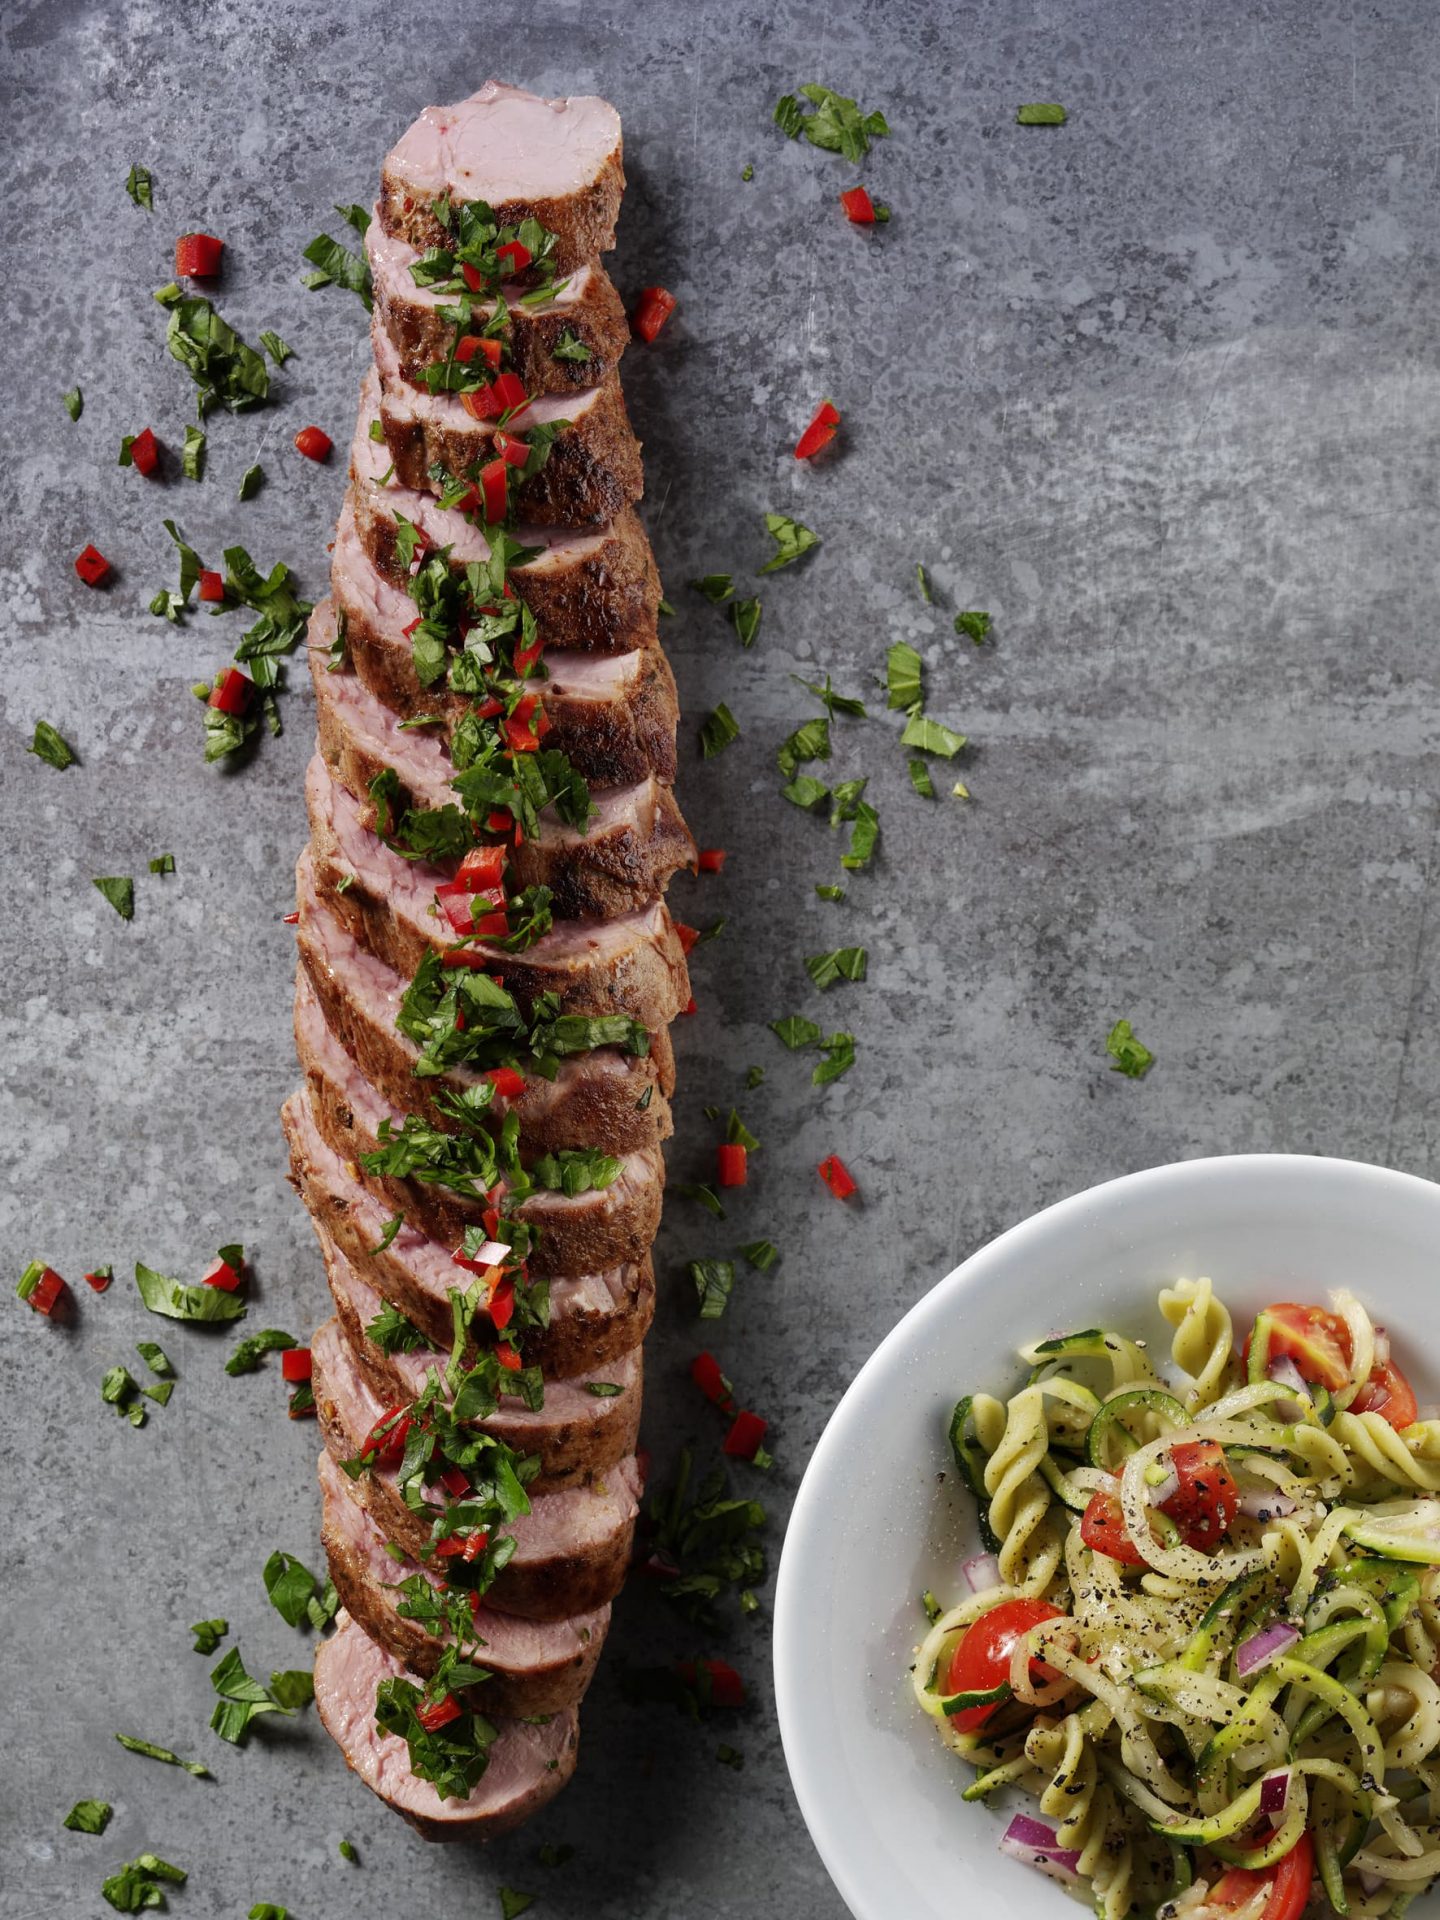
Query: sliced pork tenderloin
xmin=318 ymin=1452 xmax=610 ymax=1712
xmin=370 ymin=221 xmax=630 ymax=391
xmin=322 ymin=1245 xmax=643 ymax=1489
xmin=348 ymin=378 xmax=660 ymax=651
xmin=379 ymin=80 xmax=624 ymax=265
xmin=312 ymin=1319 xmax=643 ymax=1616
xmin=296 ymin=836 xmax=689 ymax=1029
xmin=324 ymin=530 xmax=679 ymax=782
xmin=314 ymin=1610 xmax=579 ymax=1839
xmin=283 ymin=1091 xmax=655 ymax=1370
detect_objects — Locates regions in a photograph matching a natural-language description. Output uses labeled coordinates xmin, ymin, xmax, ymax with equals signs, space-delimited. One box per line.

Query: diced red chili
xmin=198 ymin=569 xmax=225 ymax=602
xmin=489 ymin=370 xmax=529 ymax=416
xmin=495 ymin=238 xmax=532 ymax=277
xmin=175 ymin=232 xmax=223 ymax=276
xmin=716 ymin=1143 xmax=748 ymax=1188
xmin=416 ymin=1693 xmax=463 ymax=1732
xmin=455 ymin=845 xmax=507 ymax=889
xmin=504 ymin=692 xmax=549 ymax=753
xmin=17 ymin=1262 xmax=66 ymax=1315
xmin=75 ymin=545 xmax=111 ymax=587
xmin=690 ymin=1351 xmax=733 ymax=1410
xmin=434 ymin=1533 xmax=468 ymax=1558
xmin=435 ymin=880 xmax=482 ymax=934
xmin=683 ymin=996 xmax=698 ymax=1015
xmin=675 ymin=923 xmax=700 ymax=955
xmin=281 ymin=1348 xmax=312 ymax=1382
xmin=84 ymin=1268 xmax=112 ymax=1293
xmin=492 ymin=429 xmax=530 ymax=468
xmin=461 ymin=1529 xmax=489 ymax=1562
xmin=127 ymin=427 xmax=160 ymax=476
xmin=677 ymin=1658 xmax=745 ymax=1707
xmin=633 ymin=286 xmax=677 ymax=342
xmin=795 ymin=399 xmax=842 ymax=460
xmin=202 ymin=1256 xmax=242 ymax=1291
xmin=818 ymin=1153 xmax=857 ymax=1200
xmin=696 ymin=848 xmax=726 ymax=873
xmin=489 ymin=1277 xmax=516 ymax=1333
xmin=208 ymin=667 xmax=251 ymax=715
xmin=512 ymin=635 xmax=545 ymax=676
xmin=361 ymin=1405 xmax=412 ymax=1468
xmin=495 ymin=1342 xmax=522 ymax=1372
xmin=486 ymin=809 xmax=514 ymax=836
xmin=723 ymin=1409 xmax=769 ymax=1460
xmin=455 ymin=334 xmax=503 ymax=368
xmin=839 ymin=185 xmax=877 ymax=224
xmin=461 ymin=384 xmax=502 ymax=421
xmin=294 ymin=425 xmax=332 ymax=462
xmin=486 ymin=1066 xmax=526 ymax=1101
xmin=461 ymin=262 xmax=484 ymax=293
xmin=479 ymin=458 xmax=509 ymax=523
xmin=441 ymin=946 xmax=492 ymax=971
xmin=282 ymin=910 xmax=300 ymax=925
xmin=438 ymin=1465 xmax=469 ymax=1497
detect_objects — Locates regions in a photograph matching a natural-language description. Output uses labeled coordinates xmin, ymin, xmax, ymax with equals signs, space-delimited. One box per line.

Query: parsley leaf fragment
xmin=155 ymin=285 xmax=269 ymax=418
xmin=676 ymin=1182 xmax=726 ymax=1218
xmin=224 ymin=1327 xmax=296 ymax=1373
xmin=690 ymin=1259 xmax=735 ymax=1320
xmin=209 ymin=1644 xmax=313 ymax=1744
xmin=1106 ymin=1019 xmax=1155 ymax=1079
xmin=190 ymin=1618 xmax=228 ymax=1655
xmin=103 ymin=1854 xmax=187 ymax=1913
xmin=775 ymin=84 xmax=890 ymax=163
xmin=63 ymin=386 xmax=83 ymax=421
xmin=263 ymin=1549 xmax=338 ymax=1630
xmin=301 ymin=206 xmax=374 ymax=311
xmin=699 ymin=703 xmax=740 ymax=759
xmin=955 ymin=609 xmax=992 ymax=644
xmin=93 ymin=876 xmax=134 ymax=920
xmin=135 ymin=1262 xmax=246 ymax=1325
xmin=29 ymin=720 xmax=76 ymax=770
xmin=886 ymin=641 xmax=923 ymax=711
xmin=691 ymin=573 xmax=734 ymax=604
xmin=900 ymin=711 xmax=966 ymax=759
xmin=259 ymin=330 xmax=293 ymax=364
xmin=761 ymin=513 xmax=819 ymax=573
xmin=804 ymin=946 xmax=868 ymax=990
xmin=1017 ymin=102 xmax=1068 ymax=125
xmin=909 ymin=758 xmax=936 ymax=797
xmin=182 ymin=425 xmax=206 ymax=481
xmin=114 ymin=1733 xmax=210 ymax=1778
xmin=64 ymin=1798 xmax=113 ymax=1833
xmin=770 ymin=1014 xmax=822 ymax=1049
xmin=239 ymin=462 xmax=264 ymax=501
xmin=500 ymin=1892 xmax=536 ymax=1920
xmin=552 ymin=327 xmax=592 ymax=363
xmin=124 ymin=164 xmax=154 ymax=210
xmin=741 ymin=1240 xmax=780 ymax=1271
xmin=731 ymin=597 xmax=762 ymax=648
xmin=815 ymin=883 xmax=846 ymax=901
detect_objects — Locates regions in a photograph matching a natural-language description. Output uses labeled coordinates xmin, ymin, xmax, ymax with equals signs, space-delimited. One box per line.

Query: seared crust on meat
xmin=379 ymin=150 xmax=624 ymax=272
xmin=378 ymin=368 xmax=643 ymax=525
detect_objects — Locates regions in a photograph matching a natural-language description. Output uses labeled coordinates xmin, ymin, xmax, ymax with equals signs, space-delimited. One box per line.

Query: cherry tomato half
xmin=1351 ymin=1357 xmax=1419 ymax=1429
xmin=1208 ymin=1830 xmax=1314 ymax=1920
xmin=1161 ymin=1439 xmax=1239 ymax=1550
xmin=1080 ymin=1487 xmax=1147 ymax=1566
xmin=1247 ymin=1302 xmax=1420 ymax=1429
xmin=944 ymin=1596 xmax=1065 ymax=1732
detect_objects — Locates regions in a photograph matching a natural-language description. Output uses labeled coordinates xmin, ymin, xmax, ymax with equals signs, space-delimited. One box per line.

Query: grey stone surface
xmin=4 ymin=0 xmax=1440 ymax=1912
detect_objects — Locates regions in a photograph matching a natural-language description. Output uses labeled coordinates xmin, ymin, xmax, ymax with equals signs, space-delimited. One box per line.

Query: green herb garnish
xmin=1106 ymin=1019 xmax=1155 ymax=1079
xmin=93 ymin=877 xmax=134 ymax=920
xmin=690 ymin=1260 xmax=735 ymax=1320
xmin=114 ymin=1733 xmax=210 ymax=1778
xmin=700 ymin=703 xmax=740 ymax=758
xmin=190 ymin=1618 xmax=228 ymax=1655
xmin=239 ymin=462 xmax=264 ymax=501
xmin=774 ymin=84 xmax=890 ymax=162
xmin=804 ymin=947 xmax=867 ymax=990
xmin=954 ymin=610 xmax=991 ymax=644
xmin=136 ymin=1262 xmax=246 ymax=1324
xmin=224 ymin=1328 xmax=296 ymax=1374
xmin=124 ymin=164 xmax=154 ymax=209
xmin=1017 ymin=102 xmax=1067 ymax=126
xmin=259 ymin=330 xmax=293 ymax=364
xmin=29 ymin=720 xmax=75 ymax=771
xmin=730 ymin=598 xmax=762 ymax=648
xmin=63 ymin=386 xmax=83 ymax=421
xmin=761 ymin=513 xmax=819 ymax=573
xmin=301 ymin=205 xmax=374 ymax=310
xmin=64 ymin=1798 xmax=113 ymax=1834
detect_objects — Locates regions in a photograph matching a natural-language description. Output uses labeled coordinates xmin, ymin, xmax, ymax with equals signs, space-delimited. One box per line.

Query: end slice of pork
xmin=314 ymin=1608 xmax=579 ymax=1840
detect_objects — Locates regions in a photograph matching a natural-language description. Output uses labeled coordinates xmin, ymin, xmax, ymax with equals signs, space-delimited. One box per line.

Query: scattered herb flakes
xmin=658 ymin=597 xmax=675 ymax=617
xmin=691 ymin=573 xmax=734 ymax=604
xmin=301 ymin=206 xmax=374 ymax=310
xmin=908 ymin=758 xmax=936 ymax=797
xmin=741 ymin=163 xmax=755 ymax=181
xmin=761 ymin=512 xmax=819 ymax=573
xmin=794 ymin=672 xmax=867 ymax=718
xmin=953 ymin=779 xmax=971 ymax=800
xmin=886 ymin=640 xmax=923 ymax=712
xmin=815 ymin=883 xmax=846 ymax=901
xmin=777 ymin=715 xmax=830 ymax=779
xmin=93 ymin=876 xmax=135 ymax=920
xmin=921 ymin=1588 xmax=943 ymax=1623
xmin=209 ymin=1644 xmax=313 ymax=1744
xmin=770 ymin=1014 xmax=822 ymax=1049
xmin=1017 ymin=102 xmax=1068 ymax=125
xmin=63 ymin=386 xmax=83 ymax=421
xmin=916 ymin=562 xmax=933 ymax=604
xmin=782 ymin=774 xmax=829 ymax=811
xmin=224 ymin=1327 xmax=295 ymax=1374
xmin=148 ymin=853 xmax=176 ymax=876
xmin=690 ymin=1259 xmax=736 ymax=1320
xmin=114 ymin=1732 xmax=211 ymax=1778
xmin=717 ymin=1742 xmax=745 ymax=1769
xmin=774 ymin=84 xmax=890 ymax=163
xmin=805 ymin=946 xmax=868 ymax=990
xmin=740 ymin=1239 xmax=780 ymax=1272
xmin=500 ymin=1891 xmax=536 ymax=1920
xmin=239 ymin=462 xmax=264 ymax=501
xmin=29 ymin=720 xmax=76 ymax=771
xmin=155 ymin=285 xmax=269 ymax=418
xmin=839 ymin=800 xmax=879 ymax=871
xmin=900 ymin=711 xmax=966 ymax=759
xmin=135 ymin=1261 xmax=247 ymax=1325
xmin=143 ymin=1379 xmax=175 ymax=1406
xmin=369 ymin=1211 xmax=405 ymax=1254
xmin=644 ymin=1446 xmax=767 ymax=1625
xmin=814 ymin=1031 xmax=857 ymax=1085
xmin=954 ymin=609 xmax=992 ymax=644
xmin=181 ymin=1613 xmax=229 ymax=1657
xmin=675 ymin=1182 xmax=726 ymax=1218
xmin=1106 ymin=1018 xmax=1155 ymax=1080
xmin=124 ymin=163 xmax=154 ymax=209
xmin=730 ymin=597 xmax=762 ymax=648
xmin=259 ymin=329 xmax=293 ymax=365
xmin=63 ymin=1798 xmax=113 ymax=1834
xmin=102 ymin=1364 xmax=141 ymax=1413
xmin=699 ymin=703 xmax=740 ymax=759
xmin=103 ymin=1854 xmax=187 ymax=1914
xmin=263 ymin=1549 xmax=338 ymax=1630
xmin=552 ymin=326 xmax=592 ymax=363
xmin=338 ymin=1839 xmax=359 ymax=1863
xmin=586 ymin=1381 xmax=625 ymax=1397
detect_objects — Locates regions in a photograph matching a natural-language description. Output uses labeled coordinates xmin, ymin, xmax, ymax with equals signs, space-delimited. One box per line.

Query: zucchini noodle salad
xmin=912 ymin=1282 xmax=1440 ymax=1920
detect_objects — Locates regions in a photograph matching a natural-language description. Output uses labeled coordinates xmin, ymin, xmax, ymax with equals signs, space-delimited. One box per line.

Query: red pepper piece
xmin=293 ymin=425 xmax=332 ymax=462
xmin=492 ymin=429 xmax=530 ymax=468
xmin=486 ymin=1066 xmax=526 ymax=1101
xmin=495 ymin=238 xmax=532 ymax=276
xmin=479 ymin=458 xmax=509 ymax=523
xmin=208 ymin=667 xmax=252 ymax=715
xmin=455 ymin=845 xmax=507 ymax=889
xmin=839 ymin=185 xmax=877 ymax=224
xmin=441 ymin=946 xmax=493 ymax=971
xmin=17 ymin=1263 xmax=67 ymax=1315
xmin=489 ymin=370 xmax=529 ymax=415
xmin=690 ymin=1351 xmax=733 ymax=1410
xmin=280 ymin=1347 xmax=312 ymax=1382
xmin=455 ymin=334 xmax=503 ymax=368
xmin=461 ymin=1529 xmax=490 ymax=1562
xmin=438 ymin=1465 xmax=469 ymax=1497
xmin=434 ymin=880 xmax=498 ymax=935
xmin=128 ymin=427 xmax=160 ymax=476
xmin=495 ymin=1342 xmax=521 ymax=1371
xmin=489 ymin=1277 xmax=516 ymax=1333
xmin=696 ymin=848 xmax=726 ymax=873
xmin=75 ymin=545 xmax=111 ymax=587
xmin=460 ymin=384 xmax=503 ymax=422
xmin=723 ymin=1409 xmax=769 ymax=1460
xmin=434 ymin=1534 xmax=469 ymax=1558
xmin=818 ymin=1153 xmax=857 ymax=1200
xmin=677 ymin=1658 xmax=745 ymax=1707
xmin=512 ymin=635 xmax=544 ymax=676
xmin=795 ymin=399 xmax=842 ymax=460
xmin=683 ymin=996 xmax=697 ymax=1015
xmin=361 ymin=1405 xmax=412 ymax=1469
xmin=198 ymin=569 xmax=225 ymax=602
xmin=202 ymin=1256 xmax=242 ymax=1291
xmin=84 ymin=1268 xmax=112 ymax=1293
xmin=486 ymin=809 xmax=514 ymax=836
xmin=675 ymin=923 xmax=700 ymax=955
xmin=472 ymin=906 xmax=511 ymax=939
xmin=282 ymin=910 xmax=300 ymax=925
xmin=716 ymin=1142 xmax=748 ymax=1188
xmin=461 ymin=262 xmax=484 ymax=294
xmin=175 ymin=232 xmax=223 ymax=276
xmin=503 ymin=692 xmax=549 ymax=753
xmin=416 ymin=1693 xmax=463 ymax=1732
xmin=633 ymin=286 xmax=677 ymax=343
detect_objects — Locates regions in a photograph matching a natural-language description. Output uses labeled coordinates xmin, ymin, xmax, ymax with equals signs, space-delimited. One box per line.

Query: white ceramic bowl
xmin=774 ymin=1154 xmax=1440 ymax=1920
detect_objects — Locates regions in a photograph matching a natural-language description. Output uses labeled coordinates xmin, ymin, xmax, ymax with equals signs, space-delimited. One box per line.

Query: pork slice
xmin=374 ymin=318 xmax=642 ymax=520
xmin=294 ymin=933 xmax=673 ymax=1156
xmin=321 ymin=1242 xmax=643 ymax=1490
xmin=314 ymin=1610 xmax=579 ymax=1839
xmin=379 ymin=79 xmax=624 ymax=266
xmin=348 ymin=369 xmax=660 ymax=649
xmin=292 ymin=995 xmax=666 ymax=1272
xmin=311 ymin=1318 xmax=643 ymax=1617
xmin=309 ymin=673 xmax=695 ymax=919
xmin=369 ymin=221 xmax=630 ymax=392
xmin=296 ymin=830 xmax=689 ymax=1029
xmin=324 ymin=532 xmax=678 ymax=783
xmin=283 ymin=1088 xmax=656 ymax=1366
xmin=318 ymin=1451 xmax=610 ymax=1714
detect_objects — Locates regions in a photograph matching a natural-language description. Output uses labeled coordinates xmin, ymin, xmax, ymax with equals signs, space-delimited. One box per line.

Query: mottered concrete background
xmin=4 ymin=0 xmax=1440 ymax=1914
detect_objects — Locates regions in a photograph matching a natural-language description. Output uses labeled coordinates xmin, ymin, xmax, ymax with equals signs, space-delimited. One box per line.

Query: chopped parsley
xmin=816 ymin=883 xmax=846 ymax=901
xmin=676 ymin=1182 xmax=726 ymax=1218
xmin=103 ymin=1854 xmax=186 ymax=1913
xmin=114 ymin=1733 xmax=210 ymax=1778
xmin=761 ymin=513 xmax=819 ymax=573
xmin=93 ymin=876 xmax=134 ymax=921
xmin=691 ymin=573 xmax=734 ymax=604
xmin=137 ymin=1340 xmax=173 ymax=1377
xmin=538 ymin=1841 xmax=574 ymax=1866
xmin=908 ymin=758 xmax=936 ymax=797
xmin=63 ymin=1798 xmax=113 ymax=1834
xmin=794 ymin=672 xmax=867 ymax=718
xmin=552 ymin=327 xmax=592 ymax=363
xmin=369 ymin=1210 xmax=405 ymax=1254
xmin=1017 ymin=102 xmax=1068 ymax=126
xmin=301 ymin=204 xmax=374 ymax=310
xmin=366 ymin=1300 xmax=427 ymax=1354
xmin=338 ymin=1839 xmax=359 ymax=1863
xmin=586 ymin=1381 xmax=625 ymax=1397
xmin=777 ymin=715 xmax=830 ymax=779
xmin=644 ymin=1446 xmax=767 ymax=1623
xmin=770 ymin=1014 xmax=822 ymax=1049
xmin=209 ymin=1644 xmax=314 ymax=1744
xmin=500 ymin=1891 xmax=535 ymax=1919
xmin=124 ymin=164 xmax=154 ymax=210
xmin=190 ymin=1618 xmax=228 ymax=1655
xmin=730 ymin=597 xmax=762 ymax=648
xmin=782 ymin=774 xmax=829 ymax=811
xmin=239 ymin=462 xmax=264 ymax=501
xmin=148 ymin=853 xmax=176 ymax=875
xmin=954 ymin=609 xmax=992 ymax=644
xmin=916 ymin=562 xmax=933 ymax=603
xmin=774 ymin=84 xmax=890 ymax=162
xmin=717 ymin=1743 xmax=745 ymax=1769
xmin=699 ymin=703 xmax=740 ymax=759
xmin=259 ymin=330 xmax=293 ymax=364
xmin=224 ymin=1327 xmax=296 ymax=1374
xmin=886 ymin=640 xmax=923 ymax=711
xmin=136 ymin=1261 xmax=246 ymax=1324
xmin=690 ymin=1259 xmax=735 ymax=1320
xmin=182 ymin=425 xmax=206 ymax=481
xmin=29 ymin=720 xmax=75 ymax=771
xmin=1106 ymin=1019 xmax=1155 ymax=1079
xmin=154 ymin=283 xmax=269 ymax=417
xmin=63 ymin=386 xmax=83 ymax=421
xmin=804 ymin=946 xmax=868 ymax=990
xmin=263 ymin=1550 xmax=339 ymax=1630
xmin=740 ymin=1239 xmax=780 ymax=1271
xmin=814 ymin=1031 xmax=856 ymax=1085
xmin=745 ymin=1064 xmax=765 ymax=1088
xmin=900 ymin=711 xmax=966 ymax=759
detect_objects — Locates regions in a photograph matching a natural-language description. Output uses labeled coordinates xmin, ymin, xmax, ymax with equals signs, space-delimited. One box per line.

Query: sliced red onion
xmin=1259 ymin=1768 xmax=1291 ymax=1816
xmin=1237 ymin=1489 xmax=1297 ymax=1521
xmin=962 ymin=1551 xmax=1001 ymax=1594
xmin=1235 ymin=1620 xmax=1299 ymax=1678
xmin=999 ymin=1814 xmax=1082 ymax=1884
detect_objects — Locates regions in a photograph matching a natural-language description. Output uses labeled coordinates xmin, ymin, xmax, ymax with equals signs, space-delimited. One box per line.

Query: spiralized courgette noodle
xmin=912 ymin=1279 xmax=1440 ymax=1919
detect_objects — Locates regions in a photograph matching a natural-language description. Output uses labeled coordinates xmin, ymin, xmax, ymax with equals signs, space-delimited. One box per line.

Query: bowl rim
xmin=772 ymin=1150 xmax=1440 ymax=1920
